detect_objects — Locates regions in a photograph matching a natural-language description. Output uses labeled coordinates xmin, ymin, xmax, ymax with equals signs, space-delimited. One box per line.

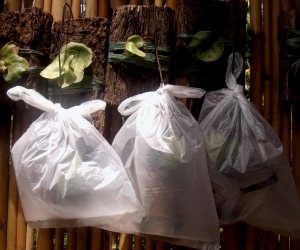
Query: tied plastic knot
xmin=233 ymin=84 xmax=244 ymax=96
xmin=54 ymin=103 xmax=64 ymax=114
xmin=156 ymin=86 xmax=164 ymax=95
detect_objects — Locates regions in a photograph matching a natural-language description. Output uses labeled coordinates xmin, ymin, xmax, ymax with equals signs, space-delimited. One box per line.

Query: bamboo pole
xmin=280 ymin=235 xmax=289 ymax=250
xmin=51 ymin=0 xmax=72 ymax=21
xmin=156 ymin=241 xmax=169 ymax=250
xmin=5 ymin=0 xmax=22 ymax=11
xmin=25 ymin=226 xmax=34 ymax=250
xmin=54 ymin=228 xmax=65 ymax=250
xmin=113 ymin=0 xmax=127 ymax=10
xmin=263 ymin=0 xmax=272 ymax=123
xmin=259 ymin=230 xmax=268 ymax=250
xmin=282 ymin=0 xmax=293 ymax=10
xmin=86 ymin=0 xmax=98 ymax=17
xmin=36 ymin=228 xmax=54 ymax=250
xmin=130 ymin=0 xmax=142 ymax=4
xmin=6 ymin=109 xmax=22 ymax=250
xmin=72 ymin=0 xmax=81 ymax=19
xmin=67 ymin=228 xmax=76 ymax=250
xmin=16 ymin=196 xmax=26 ymax=250
xmin=43 ymin=0 xmax=52 ymax=13
xmin=34 ymin=0 xmax=43 ymax=8
xmin=268 ymin=233 xmax=278 ymax=249
xmin=291 ymin=238 xmax=300 ymax=250
xmin=0 ymin=111 xmax=10 ymax=250
xmin=119 ymin=234 xmax=133 ymax=250
xmin=166 ymin=0 xmax=177 ymax=11
xmin=99 ymin=0 xmax=111 ymax=19
xmin=154 ymin=0 xmax=163 ymax=6
xmin=134 ymin=236 xmax=143 ymax=250
xmin=221 ymin=223 xmax=243 ymax=250
xmin=91 ymin=227 xmax=102 ymax=250
xmin=245 ymin=224 xmax=258 ymax=250
xmin=145 ymin=238 xmax=155 ymax=250
xmin=249 ymin=0 xmax=263 ymax=113
xmin=76 ymin=227 xmax=89 ymax=250
xmin=271 ymin=0 xmax=282 ymax=134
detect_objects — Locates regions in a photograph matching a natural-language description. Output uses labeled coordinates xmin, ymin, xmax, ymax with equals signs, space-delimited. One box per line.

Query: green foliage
xmin=0 ymin=41 xmax=29 ymax=83
xmin=186 ymin=31 xmax=224 ymax=62
xmin=40 ymin=42 xmax=92 ymax=88
xmin=124 ymin=35 xmax=146 ymax=58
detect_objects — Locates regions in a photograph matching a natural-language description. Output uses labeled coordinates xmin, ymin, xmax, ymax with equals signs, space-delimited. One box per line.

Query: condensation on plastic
xmin=113 ymin=84 xmax=220 ymax=250
xmin=7 ymin=86 xmax=142 ymax=231
xmin=198 ymin=53 xmax=300 ymax=238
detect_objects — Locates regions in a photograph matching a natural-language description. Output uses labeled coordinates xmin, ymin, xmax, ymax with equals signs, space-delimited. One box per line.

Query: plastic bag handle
xmin=118 ymin=84 xmax=206 ymax=116
xmin=70 ymin=100 xmax=106 ymax=118
xmin=7 ymin=86 xmax=55 ymax=113
xmin=225 ymin=53 xmax=266 ymax=141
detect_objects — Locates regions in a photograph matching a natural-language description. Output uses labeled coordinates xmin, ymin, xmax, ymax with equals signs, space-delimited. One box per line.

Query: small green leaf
xmin=0 ymin=41 xmax=29 ymax=83
xmin=127 ymin=35 xmax=144 ymax=48
xmin=196 ymin=41 xmax=224 ymax=62
xmin=186 ymin=31 xmax=214 ymax=53
xmin=40 ymin=42 xmax=93 ymax=87
xmin=125 ymin=41 xmax=146 ymax=58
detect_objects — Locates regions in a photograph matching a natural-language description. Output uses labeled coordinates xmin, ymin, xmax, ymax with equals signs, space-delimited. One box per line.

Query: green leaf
xmin=127 ymin=35 xmax=144 ymax=48
xmin=0 ymin=41 xmax=29 ymax=83
xmin=125 ymin=41 xmax=146 ymax=58
xmin=186 ymin=31 xmax=214 ymax=53
xmin=40 ymin=42 xmax=93 ymax=86
xmin=196 ymin=41 xmax=224 ymax=62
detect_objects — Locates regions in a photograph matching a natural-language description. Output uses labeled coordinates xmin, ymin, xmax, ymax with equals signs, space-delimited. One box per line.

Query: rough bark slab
xmin=174 ymin=0 xmax=247 ymax=118
xmin=278 ymin=9 xmax=300 ymax=104
xmin=104 ymin=5 xmax=174 ymax=142
xmin=49 ymin=17 xmax=109 ymax=132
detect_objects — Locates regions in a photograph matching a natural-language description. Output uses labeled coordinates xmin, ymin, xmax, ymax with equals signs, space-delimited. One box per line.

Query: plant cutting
xmin=124 ymin=35 xmax=146 ymax=58
xmin=0 ymin=41 xmax=29 ymax=83
xmin=40 ymin=42 xmax=93 ymax=88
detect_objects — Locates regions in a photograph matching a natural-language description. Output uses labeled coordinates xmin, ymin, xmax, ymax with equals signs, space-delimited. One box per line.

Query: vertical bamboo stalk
xmin=16 ymin=196 xmax=26 ymax=250
xmin=34 ymin=0 xmax=43 ymax=8
xmin=51 ymin=0 xmax=70 ymax=21
xmin=72 ymin=0 xmax=81 ymax=19
xmin=113 ymin=0 xmax=127 ymax=10
xmin=67 ymin=228 xmax=76 ymax=250
xmin=36 ymin=228 xmax=54 ymax=250
xmin=154 ymin=0 xmax=163 ymax=6
xmin=280 ymin=235 xmax=289 ymax=250
xmin=282 ymin=0 xmax=293 ymax=10
xmin=249 ymin=0 xmax=263 ymax=113
xmin=5 ymin=0 xmax=22 ymax=11
xmin=130 ymin=0 xmax=142 ymax=4
xmin=0 ymin=108 xmax=10 ymax=250
xmin=25 ymin=226 xmax=34 ymax=250
xmin=134 ymin=235 xmax=143 ymax=250
xmin=119 ymin=234 xmax=133 ymax=250
xmin=86 ymin=0 xmax=98 ymax=17
xmin=156 ymin=241 xmax=169 ymax=250
xmin=76 ymin=227 xmax=89 ymax=250
xmin=166 ymin=0 xmax=177 ymax=10
xmin=43 ymin=0 xmax=52 ymax=13
xmin=291 ymin=238 xmax=300 ymax=250
xmin=271 ymin=0 xmax=282 ymax=134
xmin=245 ymin=224 xmax=258 ymax=250
xmin=91 ymin=227 xmax=102 ymax=250
xmin=259 ymin=230 xmax=268 ymax=250
xmin=145 ymin=238 xmax=155 ymax=250
xmin=268 ymin=233 xmax=278 ymax=249
xmin=99 ymin=0 xmax=111 ymax=19
xmin=263 ymin=0 xmax=272 ymax=123
xmin=54 ymin=228 xmax=65 ymax=250
xmin=221 ymin=223 xmax=243 ymax=250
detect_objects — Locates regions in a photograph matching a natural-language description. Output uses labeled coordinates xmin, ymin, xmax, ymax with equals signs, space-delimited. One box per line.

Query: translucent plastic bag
xmin=7 ymin=86 xmax=142 ymax=230
xmin=112 ymin=84 xmax=220 ymax=250
xmin=199 ymin=53 xmax=300 ymax=238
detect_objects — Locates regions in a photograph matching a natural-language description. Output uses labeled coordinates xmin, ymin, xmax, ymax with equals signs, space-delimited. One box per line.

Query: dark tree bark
xmin=104 ymin=5 xmax=174 ymax=143
xmin=49 ymin=17 xmax=109 ymax=132
xmin=173 ymin=0 xmax=247 ymax=118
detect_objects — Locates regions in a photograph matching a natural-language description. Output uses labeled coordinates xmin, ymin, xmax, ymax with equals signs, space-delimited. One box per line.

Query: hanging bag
xmin=112 ymin=84 xmax=220 ymax=250
xmin=199 ymin=53 xmax=300 ymax=238
xmin=7 ymin=86 xmax=142 ymax=231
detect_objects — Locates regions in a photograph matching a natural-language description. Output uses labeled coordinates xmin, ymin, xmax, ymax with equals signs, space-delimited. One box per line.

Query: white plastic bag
xmin=199 ymin=53 xmax=300 ymax=238
xmin=7 ymin=86 xmax=142 ymax=231
xmin=112 ymin=84 xmax=220 ymax=250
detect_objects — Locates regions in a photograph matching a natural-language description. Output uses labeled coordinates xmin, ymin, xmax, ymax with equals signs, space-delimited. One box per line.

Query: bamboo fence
xmin=0 ymin=0 xmax=299 ymax=249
